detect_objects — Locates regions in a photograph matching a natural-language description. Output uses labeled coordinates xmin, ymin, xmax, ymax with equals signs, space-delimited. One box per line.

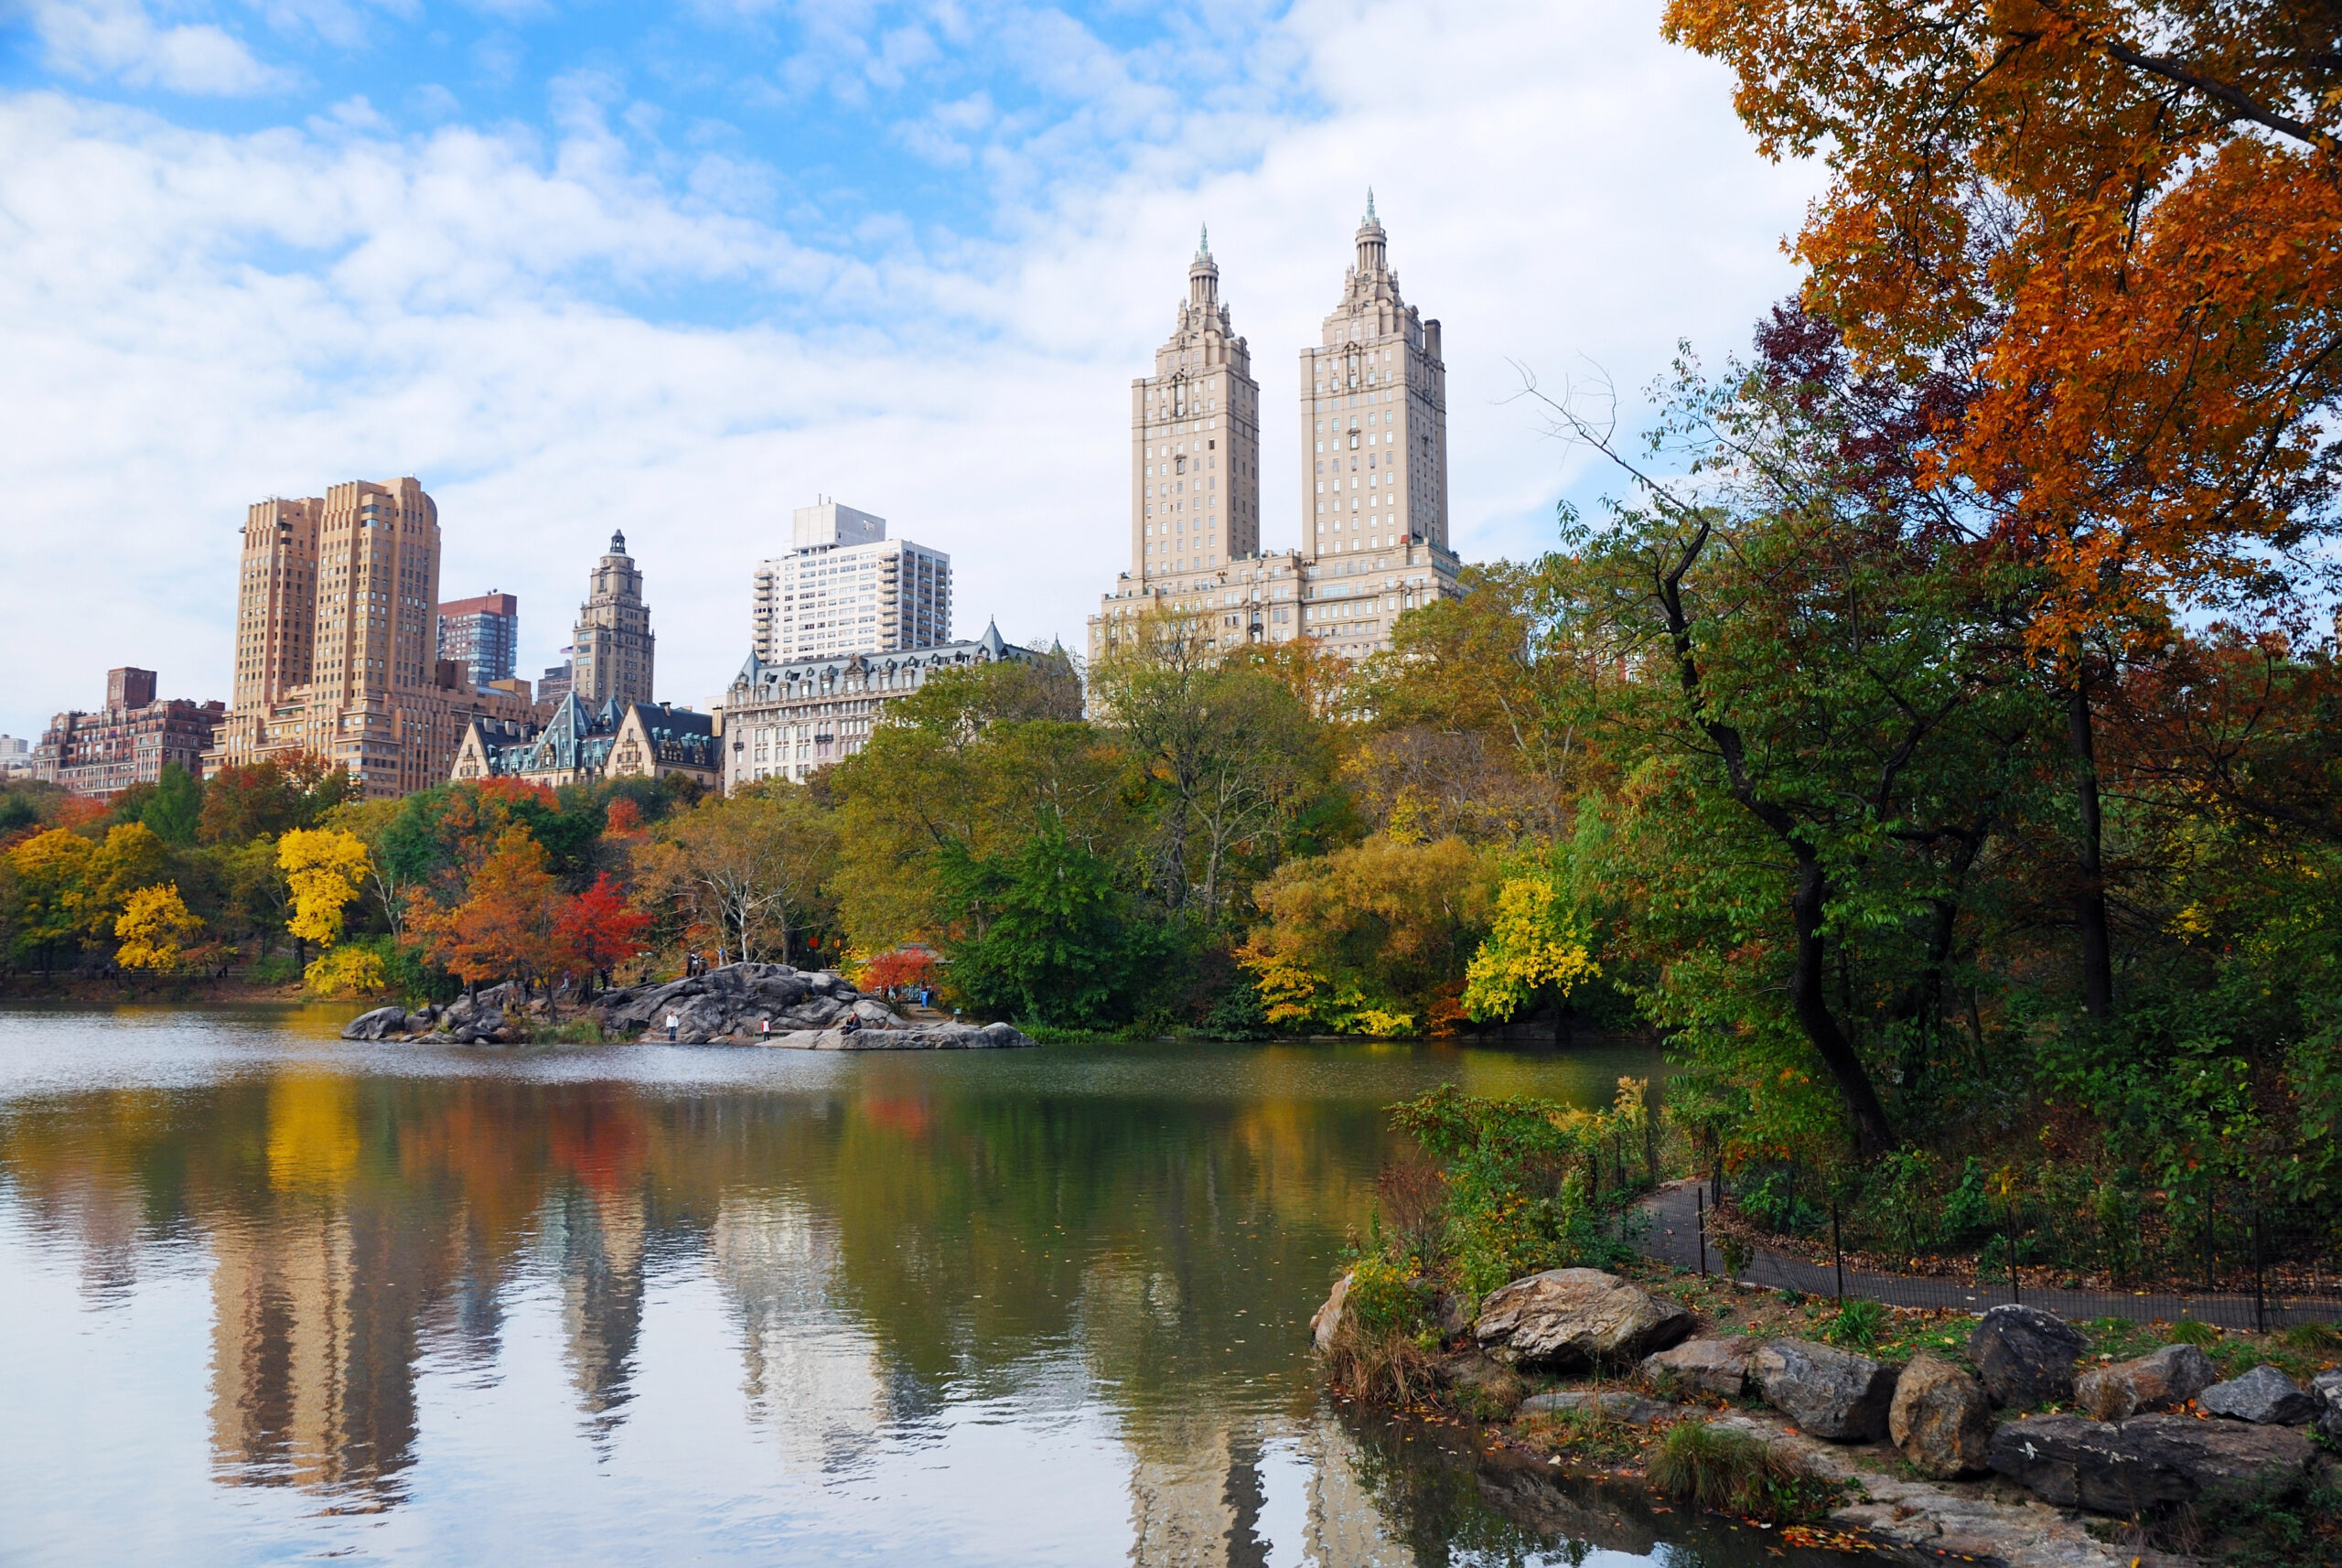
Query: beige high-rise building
xmin=571 ymin=530 xmax=656 ymax=708
xmin=1090 ymin=201 xmax=1462 ymax=663
xmin=1300 ymin=191 xmax=1449 ymax=563
xmin=208 ymin=478 xmax=532 ymax=798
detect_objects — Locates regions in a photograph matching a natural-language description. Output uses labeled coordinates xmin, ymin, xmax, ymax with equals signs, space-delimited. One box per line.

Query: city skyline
xmin=0 ymin=1 xmax=1818 ymax=741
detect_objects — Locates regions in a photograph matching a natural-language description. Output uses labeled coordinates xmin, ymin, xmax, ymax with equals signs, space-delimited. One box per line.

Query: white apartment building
xmin=751 ymin=499 xmax=951 ymax=661
xmin=1089 ymin=203 xmax=1463 ymax=662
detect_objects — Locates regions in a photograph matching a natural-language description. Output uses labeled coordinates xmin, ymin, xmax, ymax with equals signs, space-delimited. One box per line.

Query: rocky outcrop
xmin=2199 ymin=1364 xmax=2318 ymax=1425
xmin=338 ymin=984 xmax=529 ymax=1043
xmin=1889 ymin=1351 xmax=1992 ymax=1478
xmin=1987 ymin=1411 xmax=2316 ymax=1514
xmin=2073 ymin=1342 xmax=2216 ymax=1421
xmin=1638 ymin=1337 xmax=1753 ymax=1399
xmin=1517 ymin=1390 xmax=1669 ymax=1423
xmin=1748 ymin=1338 xmax=1899 ymax=1442
xmin=2315 ymin=1368 xmax=2342 ymax=1441
xmin=338 ymin=963 xmax=1037 ymax=1050
xmin=1472 ymin=1269 xmax=1692 ymax=1372
xmin=596 ymin=963 xmax=885 ymax=1043
xmin=1970 ymin=1304 xmax=2088 ymax=1408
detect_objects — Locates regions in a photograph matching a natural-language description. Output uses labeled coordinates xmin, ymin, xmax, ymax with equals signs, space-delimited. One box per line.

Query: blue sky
xmin=0 ymin=0 xmax=1818 ymax=738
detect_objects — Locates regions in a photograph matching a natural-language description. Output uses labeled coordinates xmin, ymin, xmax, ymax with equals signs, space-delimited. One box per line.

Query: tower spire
xmin=1198 ymin=223 xmax=1210 ymax=260
xmin=1365 ymin=188 xmax=1376 ymax=223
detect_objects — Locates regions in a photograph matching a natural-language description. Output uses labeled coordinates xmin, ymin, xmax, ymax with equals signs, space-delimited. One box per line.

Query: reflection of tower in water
xmin=207 ymin=1207 xmax=432 ymax=1499
xmin=707 ymin=1196 xmax=895 ymax=1476
xmin=551 ymin=1181 xmax=649 ymax=1438
xmin=1125 ymin=1413 xmax=1406 ymax=1567
xmin=208 ymin=1076 xmax=435 ymax=1500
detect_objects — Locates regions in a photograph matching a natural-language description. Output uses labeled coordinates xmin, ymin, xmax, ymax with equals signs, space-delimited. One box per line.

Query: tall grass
xmin=1647 ymin=1423 xmax=1835 ymax=1524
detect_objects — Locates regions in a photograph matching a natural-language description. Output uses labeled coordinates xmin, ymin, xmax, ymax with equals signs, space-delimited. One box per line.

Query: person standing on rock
xmin=666 ymin=1010 xmax=680 ymax=1042
xmin=758 ymin=1017 xmax=770 ymax=1041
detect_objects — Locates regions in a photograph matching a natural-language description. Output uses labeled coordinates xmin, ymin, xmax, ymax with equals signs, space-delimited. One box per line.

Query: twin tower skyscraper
xmin=1088 ymin=197 xmax=1463 ymax=660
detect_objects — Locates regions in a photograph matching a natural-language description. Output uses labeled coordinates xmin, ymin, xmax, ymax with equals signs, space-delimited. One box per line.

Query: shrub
xmin=2167 ymin=1320 xmax=2222 ymax=1348
xmin=1344 ymin=1254 xmax=1430 ymax=1337
xmin=1825 ymin=1297 xmax=1889 ymax=1350
xmin=2281 ymin=1321 xmax=2340 ymax=1351
xmin=1648 ymin=1422 xmax=1836 ymax=1523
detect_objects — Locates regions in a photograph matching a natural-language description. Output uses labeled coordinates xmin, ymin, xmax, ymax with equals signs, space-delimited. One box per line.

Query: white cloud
xmin=0 ymin=0 xmax=1819 ymax=740
xmin=27 ymin=0 xmax=295 ymax=95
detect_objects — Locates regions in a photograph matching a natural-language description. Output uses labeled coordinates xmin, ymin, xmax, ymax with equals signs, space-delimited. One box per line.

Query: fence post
xmin=1832 ymin=1197 xmax=1844 ymax=1305
xmin=1697 ymin=1189 xmax=1708 ymax=1277
xmin=2206 ymin=1186 xmax=2218 ymax=1294
xmin=2007 ymin=1198 xmax=2021 ymax=1306
xmin=2251 ymin=1210 xmax=2266 ymax=1336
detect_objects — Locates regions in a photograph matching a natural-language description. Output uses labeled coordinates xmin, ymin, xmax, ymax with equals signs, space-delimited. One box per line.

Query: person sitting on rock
xmin=840 ymin=1014 xmax=862 ymax=1036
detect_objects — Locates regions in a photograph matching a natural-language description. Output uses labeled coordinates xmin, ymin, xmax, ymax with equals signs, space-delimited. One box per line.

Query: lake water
xmin=0 ymin=1005 xmax=1848 ymax=1566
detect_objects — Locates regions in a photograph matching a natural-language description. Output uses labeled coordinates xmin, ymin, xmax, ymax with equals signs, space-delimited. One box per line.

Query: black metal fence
xmin=1638 ymin=1179 xmax=2342 ymax=1331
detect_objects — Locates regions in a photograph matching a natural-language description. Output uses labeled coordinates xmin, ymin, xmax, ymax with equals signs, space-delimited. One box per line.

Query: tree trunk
xmin=1789 ymin=852 xmax=1896 ymax=1159
xmin=2066 ymin=682 xmax=2115 ymax=1019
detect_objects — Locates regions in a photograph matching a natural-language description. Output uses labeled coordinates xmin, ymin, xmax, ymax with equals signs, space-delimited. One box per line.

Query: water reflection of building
xmin=551 ymin=1185 xmax=649 ymax=1434
xmin=208 ymin=1208 xmax=431 ymax=1498
xmin=1123 ymin=1412 xmax=1410 ymax=1567
xmin=707 ymin=1197 xmax=895 ymax=1475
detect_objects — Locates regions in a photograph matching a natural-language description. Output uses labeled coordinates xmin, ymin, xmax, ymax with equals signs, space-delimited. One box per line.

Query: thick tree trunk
xmin=2066 ymin=682 xmax=2115 ymax=1019
xmin=1789 ymin=853 xmax=1896 ymax=1158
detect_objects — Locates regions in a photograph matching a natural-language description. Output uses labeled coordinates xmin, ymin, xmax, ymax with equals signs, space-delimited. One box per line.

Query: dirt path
xmin=1636 ymin=1179 xmax=2341 ymax=1330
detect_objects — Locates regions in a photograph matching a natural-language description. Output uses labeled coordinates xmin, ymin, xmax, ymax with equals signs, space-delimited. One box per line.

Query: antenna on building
xmin=1365 ymin=188 xmax=1377 ymax=223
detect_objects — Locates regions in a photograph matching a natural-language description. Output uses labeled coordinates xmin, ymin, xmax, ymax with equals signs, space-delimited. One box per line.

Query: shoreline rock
xmin=1473 ymin=1269 xmax=1692 ymax=1372
xmin=1971 ymin=1304 xmax=2088 ymax=1408
xmin=341 ymin=963 xmax=1036 ymax=1050
xmin=1748 ymin=1337 xmax=1899 ymax=1442
xmin=2074 ymin=1342 xmax=2215 ymax=1421
xmin=1888 ymin=1350 xmax=1992 ymax=1478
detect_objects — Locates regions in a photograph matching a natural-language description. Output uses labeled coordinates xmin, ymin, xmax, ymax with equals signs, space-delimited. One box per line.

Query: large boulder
xmin=1987 ymin=1414 xmax=2193 ymax=1514
xmin=1749 ymin=1338 xmax=1899 ymax=1442
xmin=2121 ymin=1412 xmax=2316 ymax=1506
xmin=1987 ymin=1412 xmax=2316 ymax=1515
xmin=2200 ymin=1364 xmax=2318 ymax=1425
xmin=2315 ymin=1369 xmax=2342 ymax=1442
xmin=1471 ymin=1269 xmax=1693 ymax=1372
xmin=439 ymin=993 xmax=513 ymax=1044
xmin=1310 ymin=1274 xmax=1351 ymax=1353
xmin=1640 ymin=1337 xmax=1754 ymax=1399
xmin=1889 ymin=1351 xmax=1993 ymax=1478
xmin=2074 ymin=1343 xmax=2216 ymax=1421
xmin=340 ymin=1005 xmax=407 ymax=1041
xmin=1970 ymin=1304 xmax=2088 ymax=1408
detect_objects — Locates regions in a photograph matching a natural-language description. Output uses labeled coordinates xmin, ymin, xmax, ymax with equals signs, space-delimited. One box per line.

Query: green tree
xmin=1090 ymin=611 xmax=1337 ymax=926
xmin=140 ymin=764 xmax=203 ymax=847
xmin=938 ymin=824 xmax=1166 ymax=1026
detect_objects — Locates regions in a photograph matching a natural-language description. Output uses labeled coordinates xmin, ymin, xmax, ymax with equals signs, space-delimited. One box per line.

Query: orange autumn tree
xmin=411 ymin=827 xmax=571 ymax=998
xmin=1662 ymin=0 xmax=2342 ymax=1014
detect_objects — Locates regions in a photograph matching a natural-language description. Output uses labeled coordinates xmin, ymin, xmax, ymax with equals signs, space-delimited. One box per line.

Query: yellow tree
xmin=278 ymin=827 xmax=371 ymax=951
xmin=115 ymin=884 xmax=204 ymax=972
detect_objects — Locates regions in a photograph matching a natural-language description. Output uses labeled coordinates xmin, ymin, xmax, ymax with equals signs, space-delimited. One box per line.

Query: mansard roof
xmin=728 ymin=622 xmax=1033 ymax=697
xmin=461 ymin=696 xmax=715 ymax=779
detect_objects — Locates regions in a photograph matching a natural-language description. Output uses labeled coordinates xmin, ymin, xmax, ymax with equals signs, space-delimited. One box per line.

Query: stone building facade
xmin=1090 ymin=201 xmax=1463 ymax=663
xmin=449 ymin=693 xmax=721 ymax=791
xmin=751 ymin=500 xmax=952 ymax=662
xmin=719 ymin=622 xmax=1029 ymax=790
xmin=33 ymin=667 xmax=224 ymax=799
xmin=571 ymin=532 xmax=656 ymax=710
xmin=205 ymin=478 xmax=533 ymax=799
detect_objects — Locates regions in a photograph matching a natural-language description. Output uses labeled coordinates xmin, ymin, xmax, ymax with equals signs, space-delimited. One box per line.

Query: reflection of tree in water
xmin=1331 ymin=1403 xmax=1852 ymax=1568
